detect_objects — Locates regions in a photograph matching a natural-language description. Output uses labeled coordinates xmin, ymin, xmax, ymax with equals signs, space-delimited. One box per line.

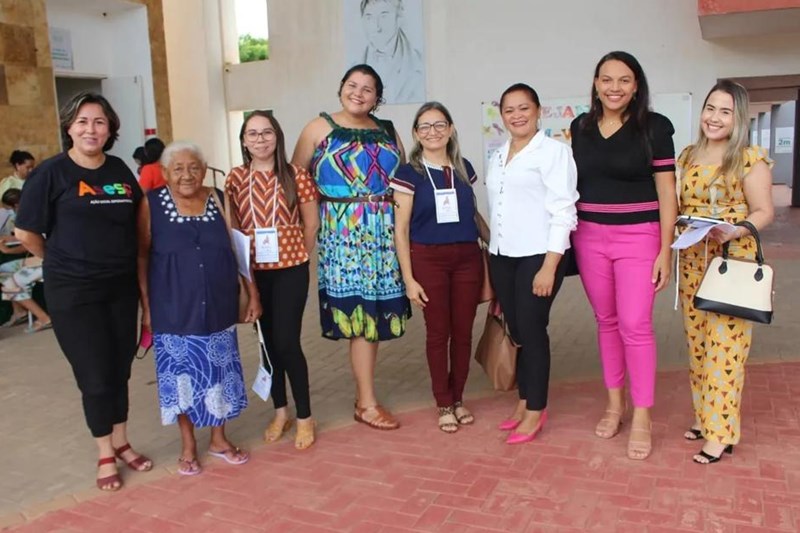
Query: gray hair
xmin=160 ymin=140 xmax=207 ymax=168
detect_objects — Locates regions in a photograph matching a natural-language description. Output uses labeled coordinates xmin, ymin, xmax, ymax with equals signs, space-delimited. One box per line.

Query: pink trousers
xmin=572 ymin=220 xmax=661 ymax=408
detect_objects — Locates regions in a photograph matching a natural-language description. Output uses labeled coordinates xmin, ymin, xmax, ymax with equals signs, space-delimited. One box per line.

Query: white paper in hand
xmin=251 ymin=321 xmax=273 ymax=401
xmin=671 ymin=216 xmax=737 ymax=250
xmin=231 ymin=229 xmax=252 ymax=282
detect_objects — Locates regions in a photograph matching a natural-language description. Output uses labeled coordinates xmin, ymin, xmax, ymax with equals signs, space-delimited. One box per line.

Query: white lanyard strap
xmin=248 ymin=166 xmax=279 ymax=229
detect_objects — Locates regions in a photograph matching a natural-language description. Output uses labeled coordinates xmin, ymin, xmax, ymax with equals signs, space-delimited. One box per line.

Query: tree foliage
xmin=239 ymin=34 xmax=269 ymax=62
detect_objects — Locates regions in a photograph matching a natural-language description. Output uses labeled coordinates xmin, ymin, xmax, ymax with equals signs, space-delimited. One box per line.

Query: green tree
xmin=238 ymin=34 xmax=269 ymax=62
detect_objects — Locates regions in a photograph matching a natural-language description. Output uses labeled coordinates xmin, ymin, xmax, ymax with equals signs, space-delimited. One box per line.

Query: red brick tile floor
xmin=5 ymin=361 xmax=800 ymax=533
xmin=2 ymin=188 xmax=799 ymax=532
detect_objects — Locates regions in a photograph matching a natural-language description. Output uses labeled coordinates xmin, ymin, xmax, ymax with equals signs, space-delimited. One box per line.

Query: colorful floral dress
xmin=310 ymin=113 xmax=410 ymax=342
xmin=677 ymin=145 xmax=772 ymax=445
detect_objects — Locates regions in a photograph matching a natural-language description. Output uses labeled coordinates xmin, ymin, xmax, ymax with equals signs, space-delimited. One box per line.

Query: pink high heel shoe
xmin=506 ymin=411 xmax=548 ymax=445
xmin=498 ymin=418 xmax=521 ymax=431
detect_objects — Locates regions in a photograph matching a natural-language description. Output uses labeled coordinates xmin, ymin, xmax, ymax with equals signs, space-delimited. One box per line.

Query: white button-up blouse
xmin=486 ymin=131 xmax=579 ymax=257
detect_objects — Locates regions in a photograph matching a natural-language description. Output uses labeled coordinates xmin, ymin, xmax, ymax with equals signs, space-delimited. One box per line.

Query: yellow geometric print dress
xmin=677 ymin=145 xmax=773 ymax=445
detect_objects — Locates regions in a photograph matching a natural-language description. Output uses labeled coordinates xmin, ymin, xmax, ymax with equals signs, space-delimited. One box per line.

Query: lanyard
xmin=248 ymin=165 xmax=279 ymax=229
xmin=422 ymin=159 xmax=453 ymax=190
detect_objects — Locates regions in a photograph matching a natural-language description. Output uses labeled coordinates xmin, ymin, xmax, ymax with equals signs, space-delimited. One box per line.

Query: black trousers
xmin=489 ymin=253 xmax=566 ymax=411
xmin=255 ymin=262 xmax=311 ymax=419
xmin=46 ymin=273 xmax=139 ymax=438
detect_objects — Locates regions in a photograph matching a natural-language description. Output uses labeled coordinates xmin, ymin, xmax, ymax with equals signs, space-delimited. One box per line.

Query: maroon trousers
xmin=411 ymin=242 xmax=482 ymax=407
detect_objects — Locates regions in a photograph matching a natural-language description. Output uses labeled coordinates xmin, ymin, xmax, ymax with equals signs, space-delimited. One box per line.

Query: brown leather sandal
xmin=295 ymin=419 xmax=316 ymax=450
xmin=96 ymin=457 xmax=122 ymax=491
xmin=354 ymin=404 xmax=400 ymax=430
xmin=264 ymin=418 xmax=293 ymax=443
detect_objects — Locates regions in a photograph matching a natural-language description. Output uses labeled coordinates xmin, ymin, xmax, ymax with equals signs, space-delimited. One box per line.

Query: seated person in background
xmin=0 ymin=150 xmax=35 ymax=198
xmin=0 ymin=188 xmax=51 ymax=331
xmin=132 ymin=146 xmax=146 ymax=175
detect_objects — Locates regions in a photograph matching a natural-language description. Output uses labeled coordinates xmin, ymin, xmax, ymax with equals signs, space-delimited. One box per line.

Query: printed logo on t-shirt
xmin=78 ymin=180 xmax=134 ymax=205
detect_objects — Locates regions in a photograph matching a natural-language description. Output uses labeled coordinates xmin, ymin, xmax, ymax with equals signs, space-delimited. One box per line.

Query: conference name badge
xmin=254 ymin=227 xmax=279 ymax=263
xmin=434 ymin=188 xmax=459 ymax=224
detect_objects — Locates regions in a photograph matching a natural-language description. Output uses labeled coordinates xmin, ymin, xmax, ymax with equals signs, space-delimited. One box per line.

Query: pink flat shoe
xmin=506 ymin=411 xmax=547 ymax=445
xmin=498 ymin=418 xmax=521 ymax=431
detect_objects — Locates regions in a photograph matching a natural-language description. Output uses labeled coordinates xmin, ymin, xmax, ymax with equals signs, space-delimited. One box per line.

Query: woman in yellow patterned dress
xmin=677 ymin=80 xmax=774 ymax=464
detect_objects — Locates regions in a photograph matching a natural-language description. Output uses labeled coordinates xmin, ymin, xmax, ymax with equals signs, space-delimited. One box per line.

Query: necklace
xmin=600 ymin=118 xmax=622 ymax=128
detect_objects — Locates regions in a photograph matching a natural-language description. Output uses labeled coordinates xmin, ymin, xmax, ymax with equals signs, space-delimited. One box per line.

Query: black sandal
xmin=693 ymin=444 xmax=733 ymax=464
xmin=684 ymin=428 xmax=703 ymax=441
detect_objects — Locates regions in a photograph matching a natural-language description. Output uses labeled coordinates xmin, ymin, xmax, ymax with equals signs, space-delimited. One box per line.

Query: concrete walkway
xmin=0 ymin=188 xmax=797 ymax=532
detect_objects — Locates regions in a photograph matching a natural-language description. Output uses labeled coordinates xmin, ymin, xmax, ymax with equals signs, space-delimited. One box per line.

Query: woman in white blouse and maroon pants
xmin=486 ymin=83 xmax=579 ymax=445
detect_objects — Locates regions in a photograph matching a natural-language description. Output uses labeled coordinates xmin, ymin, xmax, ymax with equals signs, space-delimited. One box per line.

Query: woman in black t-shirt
xmin=15 ymin=92 xmax=151 ymax=492
xmin=569 ymin=52 xmax=677 ymax=461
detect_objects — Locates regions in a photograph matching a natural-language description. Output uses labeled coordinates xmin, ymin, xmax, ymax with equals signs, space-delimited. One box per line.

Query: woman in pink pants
xmin=569 ymin=51 xmax=677 ymax=460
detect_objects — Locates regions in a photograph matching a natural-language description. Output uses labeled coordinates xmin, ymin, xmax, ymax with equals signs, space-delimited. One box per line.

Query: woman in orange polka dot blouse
xmin=225 ymin=111 xmax=320 ymax=450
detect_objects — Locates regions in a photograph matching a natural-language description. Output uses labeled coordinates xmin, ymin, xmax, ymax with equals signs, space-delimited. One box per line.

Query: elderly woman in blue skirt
xmin=137 ymin=141 xmax=261 ymax=475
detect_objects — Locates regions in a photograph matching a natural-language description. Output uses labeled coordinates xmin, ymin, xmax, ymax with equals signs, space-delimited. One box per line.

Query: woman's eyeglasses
xmin=415 ymin=121 xmax=449 ymax=135
xmin=244 ymin=129 xmax=276 ymax=141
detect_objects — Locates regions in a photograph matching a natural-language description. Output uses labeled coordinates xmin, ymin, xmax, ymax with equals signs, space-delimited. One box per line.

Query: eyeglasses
xmin=244 ymin=129 xmax=276 ymax=141
xmin=415 ymin=121 xmax=449 ymax=135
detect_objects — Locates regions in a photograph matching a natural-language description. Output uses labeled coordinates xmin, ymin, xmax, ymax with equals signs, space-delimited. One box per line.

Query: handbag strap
xmin=722 ymin=220 xmax=765 ymax=265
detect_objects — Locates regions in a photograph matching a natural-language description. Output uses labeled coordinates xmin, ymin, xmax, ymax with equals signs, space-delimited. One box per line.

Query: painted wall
xmin=227 ymin=1 xmax=800 ymax=165
xmin=162 ymin=0 xmax=231 ymax=171
xmin=45 ymin=3 xmax=158 ymax=134
xmin=771 ymin=100 xmax=796 ymax=185
xmin=163 ymin=0 xmax=800 ymax=192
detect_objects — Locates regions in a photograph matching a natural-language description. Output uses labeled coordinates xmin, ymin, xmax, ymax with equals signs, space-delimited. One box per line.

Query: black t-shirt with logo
xmin=15 ymin=152 xmax=143 ymax=280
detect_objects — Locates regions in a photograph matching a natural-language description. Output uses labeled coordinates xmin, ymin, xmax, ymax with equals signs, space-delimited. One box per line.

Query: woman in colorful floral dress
xmin=292 ymin=64 xmax=410 ymax=430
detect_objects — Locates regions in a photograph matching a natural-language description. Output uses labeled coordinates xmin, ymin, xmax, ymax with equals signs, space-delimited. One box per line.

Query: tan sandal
xmin=354 ymin=404 xmax=400 ymax=430
xmin=453 ymin=401 xmax=474 ymax=425
xmin=295 ymin=419 xmax=316 ymax=450
xmin=595 ymin=408 xmax=624 ymax=439
xmin=264 ymin=418 xmax=293 ymax=442
xmin=627 ymin=424 xmax=652 ymax=460
xmin=438 ymin=406 xmax=459 ymax=433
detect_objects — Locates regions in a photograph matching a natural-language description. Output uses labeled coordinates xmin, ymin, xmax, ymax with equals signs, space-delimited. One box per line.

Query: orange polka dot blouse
xmin=225 ymin=164 xmax=318 ymax=270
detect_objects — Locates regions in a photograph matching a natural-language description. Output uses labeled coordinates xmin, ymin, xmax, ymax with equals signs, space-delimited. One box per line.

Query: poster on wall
xmin=49 ymin=27 xmax=73 ymax=70
xmin=775 ymin=127 xmax=794 ymax=154
xmin=481 ymin=93 xmax=693 ymax=175
xmin=343 ymin=0 xmax=426 ymax=105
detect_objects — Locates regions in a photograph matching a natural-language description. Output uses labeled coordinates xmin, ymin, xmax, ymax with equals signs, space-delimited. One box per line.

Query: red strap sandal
xmin=114 ymin=443 xmax=153 ymax=472
xmin=96 ymin=457 xmax=122 ymax=491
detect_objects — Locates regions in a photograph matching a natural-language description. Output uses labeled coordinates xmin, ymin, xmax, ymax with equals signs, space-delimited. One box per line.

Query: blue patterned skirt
xmin=153 ymin=325 xmax=248 ymax=427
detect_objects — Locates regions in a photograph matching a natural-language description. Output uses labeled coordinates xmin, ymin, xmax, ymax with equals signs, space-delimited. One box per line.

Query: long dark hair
xmin=239 ymin=110 xmax=297 ymax=209
xmin=582 ymin=51 xmax=651 ymax=135
xmin=339 ymin=64 xmax=385 ymax=112
xmin=59 ymin=91 xmax=120 ymax=151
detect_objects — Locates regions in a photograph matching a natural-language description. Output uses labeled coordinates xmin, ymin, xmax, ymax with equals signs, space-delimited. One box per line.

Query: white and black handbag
xmin=693 ymin=221 xmax=774 ymax=324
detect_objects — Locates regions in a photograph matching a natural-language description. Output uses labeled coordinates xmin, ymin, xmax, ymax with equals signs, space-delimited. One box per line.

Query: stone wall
xmin=0 ymin=0 xmax=170 ymax=174
xmin=0 ymin=0 xmax=60 ymax=170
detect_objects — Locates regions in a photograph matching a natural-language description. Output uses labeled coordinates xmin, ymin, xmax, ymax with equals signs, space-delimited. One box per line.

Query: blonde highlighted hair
xmin=686 ymin=79 xmax=751 ymax=191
